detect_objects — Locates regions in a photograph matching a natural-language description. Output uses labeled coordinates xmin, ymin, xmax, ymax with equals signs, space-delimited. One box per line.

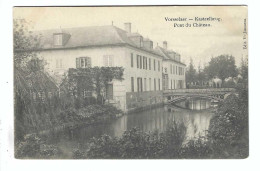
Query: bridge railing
xmin=163 ymin=88 xmax=236 ymax=94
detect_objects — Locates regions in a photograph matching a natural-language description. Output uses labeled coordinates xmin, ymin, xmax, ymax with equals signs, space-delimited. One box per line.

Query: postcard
xmin=13 ymin=6 xmax=248 ymax=159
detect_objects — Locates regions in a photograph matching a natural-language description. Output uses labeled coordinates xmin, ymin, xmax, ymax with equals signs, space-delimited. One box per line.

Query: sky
xmin=13 ymin=6 xmax=248 ymax=68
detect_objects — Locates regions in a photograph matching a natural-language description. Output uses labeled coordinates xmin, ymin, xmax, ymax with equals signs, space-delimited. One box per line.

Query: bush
xmin=207 ymin=90 xmax=248 ymax=158
xmin=86 ymin=121 xmax=187 ymax=159
xmin=15 ymin=134 xmax=61 ymax=159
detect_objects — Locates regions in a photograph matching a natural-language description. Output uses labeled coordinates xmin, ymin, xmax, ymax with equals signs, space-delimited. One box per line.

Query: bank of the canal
xmin=16 ymin=98 xmax=217 ymax=159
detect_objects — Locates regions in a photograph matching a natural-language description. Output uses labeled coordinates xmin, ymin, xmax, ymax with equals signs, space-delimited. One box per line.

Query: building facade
xmin=34 ymin=23 xmax=185 ymax=112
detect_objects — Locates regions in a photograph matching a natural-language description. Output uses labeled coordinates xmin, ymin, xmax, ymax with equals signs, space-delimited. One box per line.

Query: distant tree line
xmin=186 ymin=55 xmax=248 ymax=89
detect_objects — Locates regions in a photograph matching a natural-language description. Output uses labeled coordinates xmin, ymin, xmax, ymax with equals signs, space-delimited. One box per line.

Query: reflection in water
xmin=51 ymin=98 xmax=215 ymax=150
xmin=174 ymin=98 xmax=215 ymax=110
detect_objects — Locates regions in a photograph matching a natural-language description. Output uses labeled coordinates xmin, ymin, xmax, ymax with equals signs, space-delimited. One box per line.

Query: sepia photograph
xmin=13 ymin=6 xmax=248 ymax=159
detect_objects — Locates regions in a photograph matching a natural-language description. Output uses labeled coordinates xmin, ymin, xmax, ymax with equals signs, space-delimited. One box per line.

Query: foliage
xmin=56 ymin=104 xmax=122 ymax=124
xmin=72 ymin=149 xmax=87 ymax=159
xmin=239 ymin=57 xmax=248 ymax=88
xmin=13 ymin=19 xmax=42 ymax=68
xmin=204 ymin=55 xmax=238 ymax=81
xmin=180 ymin=137 xmax=212 ymax=158
xmin=15 ymin=134 xmax=61 ymax=159
xmin=197 ymin=63 xmax=207 ymax=83
xmin=64 ymin=67 xmax=124 ymax=105
xmin=207 ymin=89 xmax=248 ymax=158
xmin=86 ymin=121 xmax=187 ymax=159
xmin=186 ymin=58 xmax=197 ymax=83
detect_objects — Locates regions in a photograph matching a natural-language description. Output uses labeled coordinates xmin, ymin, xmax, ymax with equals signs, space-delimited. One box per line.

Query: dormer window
xmin=53 ymin=33 xmax=63 ymax=46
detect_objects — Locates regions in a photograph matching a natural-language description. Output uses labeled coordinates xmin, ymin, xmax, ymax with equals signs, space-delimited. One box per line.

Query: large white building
xmin=35 ymin=23 xmax=185 ymax=112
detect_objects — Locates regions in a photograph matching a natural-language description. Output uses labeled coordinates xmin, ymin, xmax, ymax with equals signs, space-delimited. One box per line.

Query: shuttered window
xmin=149 ymin=58 xmax=151 ymax=70
xmin=137 ymin=77 xmax=143 ymax=92
xmin=131 ymin=77 xmax=134 ymax=92
xmin=158 ymin=78 xmax=160 ymax=90
xmin=137 ymin=55 xmax=139 ymax=68
xmin=140 ymin=56 xmax=142 ymax=69
xmin=131 ymin=53 xmax=134 ymax=67
xmin=154 ymin=78 xmax=156 ymax=91
xmin=144 ymin=78 xmax=147 ymax=91
xmin=103 ymin=55 xmax=114 ymax=67
xmin=76 ymin=57 xmax=91 ymax=68
xmin=154 ymin=59 xmax=156 ymax=71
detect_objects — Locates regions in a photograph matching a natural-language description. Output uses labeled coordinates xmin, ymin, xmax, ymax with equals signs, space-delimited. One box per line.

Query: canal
xmin=47 ymin=98 xmax=216 ymax=155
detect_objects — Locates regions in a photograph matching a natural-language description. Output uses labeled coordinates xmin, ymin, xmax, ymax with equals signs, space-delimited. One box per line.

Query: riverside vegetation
xmin=15 ymin=88 xmax=248 ymax=159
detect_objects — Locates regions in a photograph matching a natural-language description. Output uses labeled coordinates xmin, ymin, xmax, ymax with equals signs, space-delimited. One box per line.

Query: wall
xmin=38 ymin=45 xmax=164 ymax=113
xmin=126 ymin=90 xmax=163 ymax=113
xmin=162 ymin=60 xmax=186 ymax=89
xmin=124 ymin=46 xmax=163 ymax=93
xmin=39 ymin=46 xmax=127 ymax=111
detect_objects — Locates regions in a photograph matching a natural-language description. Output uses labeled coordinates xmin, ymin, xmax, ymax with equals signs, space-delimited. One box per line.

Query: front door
xmin=106 ymin=84 xmax=113 ymax=100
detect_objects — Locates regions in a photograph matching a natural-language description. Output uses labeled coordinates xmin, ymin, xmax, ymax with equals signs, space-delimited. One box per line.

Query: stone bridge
xmin=163 ymin=88 xmax=236 ymax=104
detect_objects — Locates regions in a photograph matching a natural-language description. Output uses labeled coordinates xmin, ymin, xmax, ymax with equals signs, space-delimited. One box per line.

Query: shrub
xmin=86 ymin=121 xmax=187 ymax=159
xmin=15 ymin=134 xmax=61 ymax=159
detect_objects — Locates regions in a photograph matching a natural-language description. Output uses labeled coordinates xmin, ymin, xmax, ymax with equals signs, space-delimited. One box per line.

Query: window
xmin=103 ymin=55 xmax=114 ymax=67
xmin=137 ymin=77 xmax=143 ymax=92
xmin=154 ymin=59 xmax=156 ymax=71
xmin=143 ymin=57 xmax=147 ymax=70
xmin=173 ymin=65 xmax=175 ymax=74
xmin=137 ymin=55 xmax=139 ymax=68
xmin=154 ymin=78 xmax=156 ymax=91
xmin=144 ymin=78 xmax=147 ymax=91
xmin=76 ymin=57 xmax=91 ymax=68
xmin=53 ymin=34 xmax=62 ymax=46
xmin=140 ymin=56 xmax=142 ymax=69
xmin=158 ymin=78 xmax=160 ymax=90
xmin=149 ymin=78 xmax=151 ymax=91
xmin=158 ymin=61 xmax=160 ymax=72
xmin=149 ymin=58 xmax=151 ymax=70
xmin=171 ymin=79 xmax=173 ymax=89
xmin=131 ymin=53 xmax=134 ymax=67
xmin=143 ymin=56 xmax=146 ymax=69
xmin=131 ymin=77 xmax=134 ymax=92
xmin=176 ymin=66 xmax=178 ymax=75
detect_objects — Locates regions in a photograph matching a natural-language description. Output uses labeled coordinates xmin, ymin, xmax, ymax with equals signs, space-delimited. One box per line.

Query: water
xmin=47 ymin=98 xmax=216 ymax=153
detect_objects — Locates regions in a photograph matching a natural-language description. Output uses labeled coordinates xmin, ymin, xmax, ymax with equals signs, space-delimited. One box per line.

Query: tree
xmin=186 ymin=58 xmax=197 ymax=84
xmin=13 ymin=19 xmax=42 ymax=68
xmin=197 ymin=63 xmax=206 ymax=86
xmin=205 ymin=55 xmax=237 ymax=81
xmin=14 ymin=19 xmax=43 ymax=142
xmin=239 ymin=57 xmax=248 ymax=87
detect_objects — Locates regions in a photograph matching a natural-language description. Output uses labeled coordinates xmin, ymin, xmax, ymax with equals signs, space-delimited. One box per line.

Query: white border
xmin=1 ymin=1 xmax=259 ymax=171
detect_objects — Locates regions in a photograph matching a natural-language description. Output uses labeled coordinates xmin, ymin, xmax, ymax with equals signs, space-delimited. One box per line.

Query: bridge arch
xmin=163 ymin=88 xmax=236 ymax=104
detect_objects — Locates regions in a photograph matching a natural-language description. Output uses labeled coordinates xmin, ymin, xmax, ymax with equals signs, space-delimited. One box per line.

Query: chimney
xmin=163 ymin=41 xmax=167 ymax=49
xmin=124 ymin=22 xmax=131 ymax=33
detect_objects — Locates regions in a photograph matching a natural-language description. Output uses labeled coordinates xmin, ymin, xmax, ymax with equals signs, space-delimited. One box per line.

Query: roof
xmin=155 ymin=46 xmax=186 ymax=66
xmin=33 ymin=25 xmax=162 ymax=57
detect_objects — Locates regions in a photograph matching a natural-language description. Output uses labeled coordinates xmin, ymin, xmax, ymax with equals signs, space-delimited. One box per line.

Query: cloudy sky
xmin=13 ymin=6 xmax=248 ymax=68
